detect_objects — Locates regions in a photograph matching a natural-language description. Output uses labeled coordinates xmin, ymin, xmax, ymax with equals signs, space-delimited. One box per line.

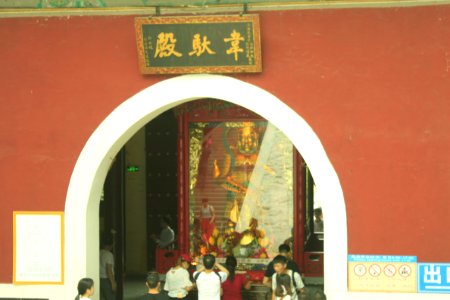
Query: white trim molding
xmin=64 ymin=74 xmax=348 ymax=299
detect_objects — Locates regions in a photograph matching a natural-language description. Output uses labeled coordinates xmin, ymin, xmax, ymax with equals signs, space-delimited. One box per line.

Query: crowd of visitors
xmin=83 ymin=236 xmax=325 ymax=300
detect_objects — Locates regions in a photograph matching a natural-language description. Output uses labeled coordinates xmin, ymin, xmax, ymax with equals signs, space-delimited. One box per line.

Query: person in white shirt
xmin=152 ymin=216 xmax=175 ymax=249
xmin=75 ymin=277 xmax=94 ymax=300
xmin=100 ymin=236 xmax=116 ymax=300
xmin=314 ymin=208 xmax=324 ymax=233
xmin=271 ymin=255 xmax=304 ymax=300
xmin=199 ymin=198 xmax=215 ymax=240
xmin=164 ymin=254 xmax=194 ymax=299
xmin=193 ymin=254 xmax=229 ymax=300
xmin=273 ymin=273 xmax=292 ymax=300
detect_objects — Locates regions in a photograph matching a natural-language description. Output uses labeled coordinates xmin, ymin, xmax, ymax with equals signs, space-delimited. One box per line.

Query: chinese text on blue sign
xmin=418 ymin=263 xmax=450 ymax=293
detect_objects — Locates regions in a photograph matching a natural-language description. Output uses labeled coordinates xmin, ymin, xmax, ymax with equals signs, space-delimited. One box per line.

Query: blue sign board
xmin=418 ymin=263 xmax=450 ymax=293
xmin=348 ymin=255 xmax=417 ymax=263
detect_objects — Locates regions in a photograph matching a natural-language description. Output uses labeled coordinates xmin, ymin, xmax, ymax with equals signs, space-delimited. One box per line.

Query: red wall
xmin=1 ymin=5 xmax=450 ymax=282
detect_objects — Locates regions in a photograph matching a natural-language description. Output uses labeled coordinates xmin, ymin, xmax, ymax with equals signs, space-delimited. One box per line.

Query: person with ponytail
xmin=75 ymin=278 xmax=94 ymax=300
xmin=274 ymin=273 xmax=293 ymax=300
xmin=221 ymin=255 xmax=251 ymax=300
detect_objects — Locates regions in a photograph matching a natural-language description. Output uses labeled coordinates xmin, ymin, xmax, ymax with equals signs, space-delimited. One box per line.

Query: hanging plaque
xmin=135 ymin=14 xmax=262 ymax=74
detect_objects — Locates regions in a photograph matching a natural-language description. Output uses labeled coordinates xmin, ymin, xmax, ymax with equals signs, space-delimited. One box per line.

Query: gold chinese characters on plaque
xmin=135 ymin=15 xmax=262 ymax=74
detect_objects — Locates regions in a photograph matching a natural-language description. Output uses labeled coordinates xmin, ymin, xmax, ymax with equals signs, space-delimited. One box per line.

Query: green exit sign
xmin=126 ymin=166 xmax=140 ymax=172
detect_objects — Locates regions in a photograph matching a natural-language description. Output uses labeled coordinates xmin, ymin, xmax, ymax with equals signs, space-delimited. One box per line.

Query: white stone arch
xmin=64 ymin=74 xmax=347 ymax=299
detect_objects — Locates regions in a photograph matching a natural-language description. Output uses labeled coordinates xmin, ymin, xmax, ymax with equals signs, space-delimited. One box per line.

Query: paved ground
xmin=124 ymin=277 xmax=147 ymax=300
xmin=300 ymin=285 xmax=326 ymax=299
xmin=124 ymin=276 xmax=326 ymax=300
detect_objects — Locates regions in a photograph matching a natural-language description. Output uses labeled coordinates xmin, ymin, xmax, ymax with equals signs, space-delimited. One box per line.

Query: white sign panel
xmin=348 ymin=254 xmax=417 ymax=292
xmin=14 ymin=212 xmax=64 ymax=284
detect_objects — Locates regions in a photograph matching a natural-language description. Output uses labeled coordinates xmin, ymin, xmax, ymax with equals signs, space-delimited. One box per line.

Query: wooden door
xmin=101 ymin=149 xmax=125 ymax=300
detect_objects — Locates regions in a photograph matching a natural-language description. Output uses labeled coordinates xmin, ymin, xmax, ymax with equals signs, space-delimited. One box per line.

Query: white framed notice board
xmin=13 ymin=211 xmax=64 ymax=284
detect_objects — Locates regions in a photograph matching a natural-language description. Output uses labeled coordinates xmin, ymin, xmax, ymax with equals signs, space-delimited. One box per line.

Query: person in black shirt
xmin=263 ymin=244 xmax=300 ymax=288
xmin=142 ymin=272 xmax=169 ymax=300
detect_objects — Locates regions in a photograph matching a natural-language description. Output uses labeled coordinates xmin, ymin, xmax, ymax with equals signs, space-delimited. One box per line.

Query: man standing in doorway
xmin=100 ymin=235 xmax=116 ymax=300
xmin=152 ymin=216 xmax=175 ymax=249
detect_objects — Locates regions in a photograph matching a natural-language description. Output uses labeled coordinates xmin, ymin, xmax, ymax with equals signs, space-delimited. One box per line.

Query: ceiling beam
xmin=0 ymin=0 xmax=449 ymax=18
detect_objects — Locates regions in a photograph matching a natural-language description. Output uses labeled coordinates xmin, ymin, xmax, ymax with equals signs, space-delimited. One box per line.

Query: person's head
xmin=314 ymin=207 xmax=323 ymax=221
xmin=146 ymin=272 xmax=160 ymax=290
xmin=76 ymin=278 xmax=94 ymax=299
xmin=225 ymin=255 xmax=237 ymax=281
xmin=101 ymin=235 xmax=113 ymax=251
xmin=160 ymin=216 xmax=170 ymax=228
xmin=272 ymin=255 xmax=288 ymax=274
xmin=203 ymin=254 xmax=216 ymax=270
xmin=275 ymin=273 xmax=292 ymax=297
xmin=202 ymin=198 xmax=209 ymax=207
xmin=178 ymin=254 xmax=192 ymax=269
xmin=278 ymin=244 xmax=292 ymax=259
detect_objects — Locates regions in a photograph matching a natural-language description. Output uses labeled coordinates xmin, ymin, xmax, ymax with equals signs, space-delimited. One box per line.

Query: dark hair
xmin=278 ymin=244 xmax=291 ymax=254
xmin=160 ymin=215 xmax=171 ymax=225
xmin=146 ymin=272 xmax=160 ymax=289
xmin=225 ymin=255 xmax=237 ymax=281
xmin=272 ymin=255 xmax=288 ymax=266
xmin=275 ymin=273 xmax=292 ymax=297
xmin=203 ymin=254 xmax=216 ymax=270
xmin=101 ymin=235 xmax=113 ymax=248
xmin=75 ymin=278 xmax=94 ymax=300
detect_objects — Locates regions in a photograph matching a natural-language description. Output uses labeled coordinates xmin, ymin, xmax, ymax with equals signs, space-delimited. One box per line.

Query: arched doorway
xmin=64 ymin=74 xmax=347 ymax=299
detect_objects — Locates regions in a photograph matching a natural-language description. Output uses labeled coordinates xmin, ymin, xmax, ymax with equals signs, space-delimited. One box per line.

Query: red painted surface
xmin=1 ymin=5 xmax=450 ymax=282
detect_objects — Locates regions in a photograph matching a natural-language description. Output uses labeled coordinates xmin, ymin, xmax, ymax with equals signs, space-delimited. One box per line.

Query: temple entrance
xmin=100 ymin=100 xmax=325 ymax=299
xmin=64 ymin=74 xmax=347 ymax=300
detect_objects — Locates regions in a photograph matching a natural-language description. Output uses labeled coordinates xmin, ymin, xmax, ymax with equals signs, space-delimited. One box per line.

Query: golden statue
xmin=211 ymin=122 xmax=269 ymax=257
xmin=213 ymin=122 xmax=261 ymax=223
